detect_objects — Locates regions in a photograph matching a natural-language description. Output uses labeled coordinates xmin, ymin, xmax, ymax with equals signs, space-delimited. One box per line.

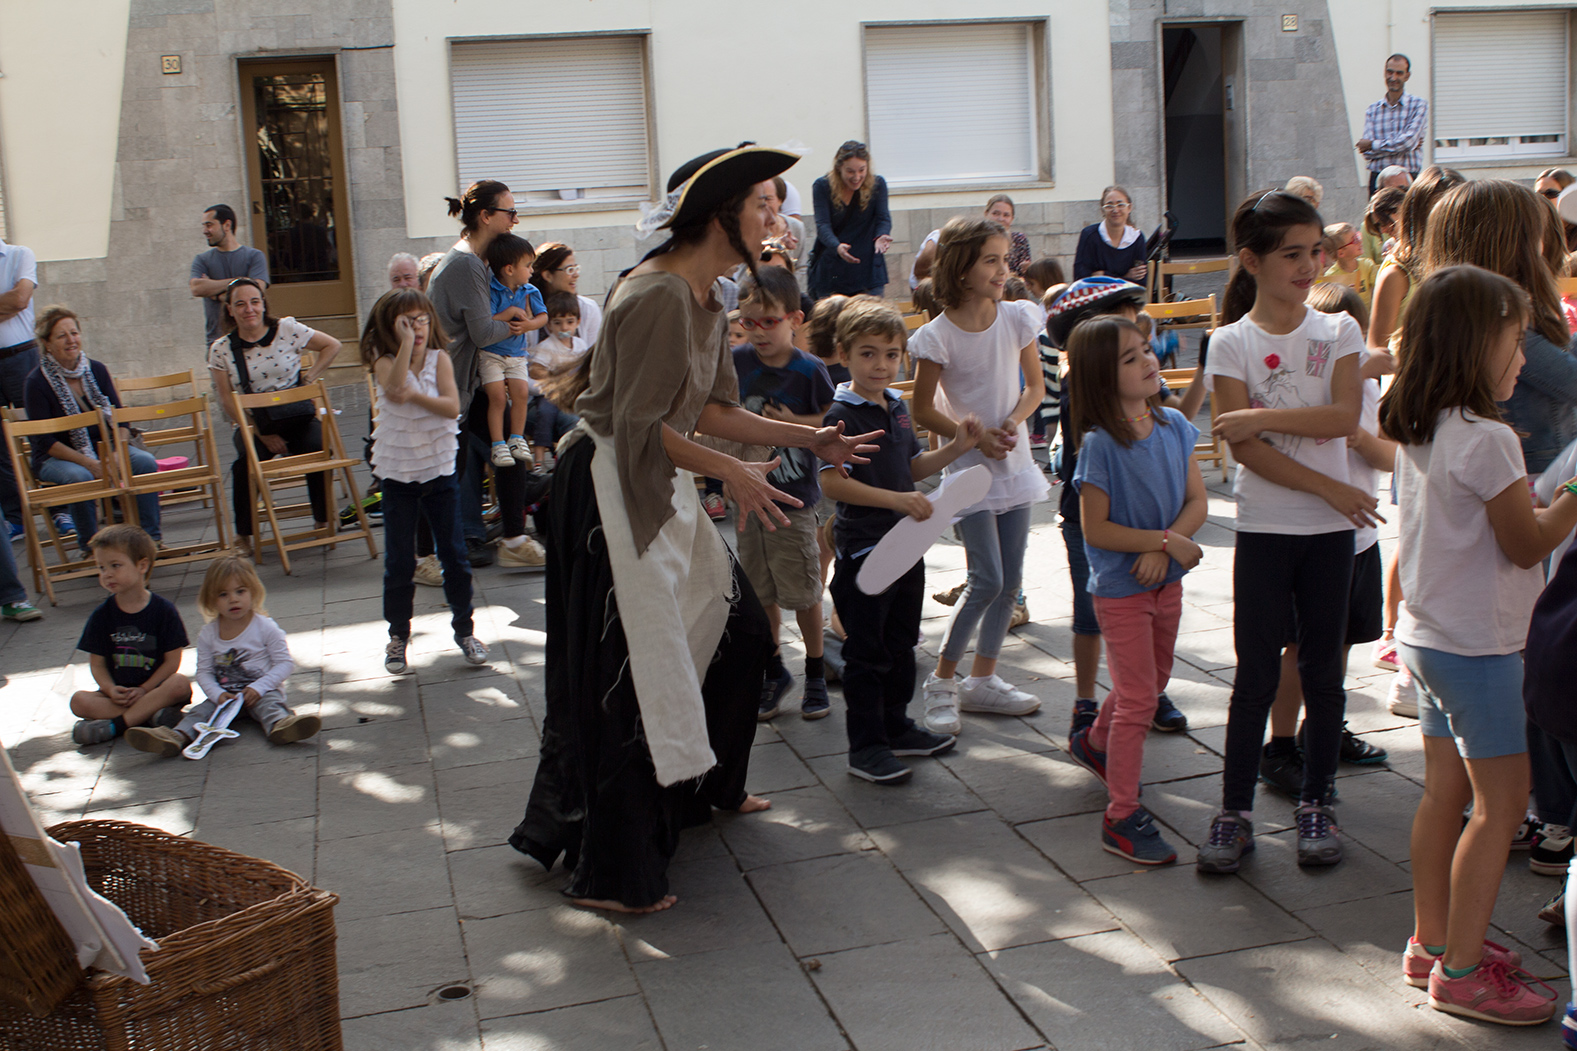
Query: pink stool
xmin=156 ymin=456 xmax=188 ymax=472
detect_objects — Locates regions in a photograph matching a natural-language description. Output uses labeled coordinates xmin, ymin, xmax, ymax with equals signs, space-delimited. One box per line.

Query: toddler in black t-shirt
xmin=69 ymin=525 xmax=191 ymax=747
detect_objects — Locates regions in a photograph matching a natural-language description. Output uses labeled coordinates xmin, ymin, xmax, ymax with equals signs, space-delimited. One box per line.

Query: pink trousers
xmin=1090 ymin=582 xmax=1183 ymax=820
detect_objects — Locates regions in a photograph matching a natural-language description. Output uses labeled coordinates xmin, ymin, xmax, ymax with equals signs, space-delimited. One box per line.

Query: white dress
xmin=371 ymin=348 xmax=459 ymax=484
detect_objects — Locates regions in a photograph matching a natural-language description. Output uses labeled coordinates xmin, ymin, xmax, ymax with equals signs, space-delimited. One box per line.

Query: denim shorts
xmin=1399 ymin=643 xmax=1527 ymax=759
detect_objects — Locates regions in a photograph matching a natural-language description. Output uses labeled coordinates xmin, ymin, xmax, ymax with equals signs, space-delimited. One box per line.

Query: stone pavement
xmin=1 ymin=434 xmax=1570 ymax=1050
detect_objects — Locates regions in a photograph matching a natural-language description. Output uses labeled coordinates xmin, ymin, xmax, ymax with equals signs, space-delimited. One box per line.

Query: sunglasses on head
xmin=1542 ymin=188 xmax=1562 ymax=200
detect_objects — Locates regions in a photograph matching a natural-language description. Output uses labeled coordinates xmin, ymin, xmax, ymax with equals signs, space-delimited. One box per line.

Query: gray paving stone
xmin=1017 ymin=810 xmax=1192 ymax=883
xmin=634 ymin=941 xmax=845 ymax=1051
xmin=1234 ymin=828 xmax=1412 ymax=913
xmin=439 ymin=764 xmax=537 ymax=852
xmin=746 ymin=849 xmax=947 ymax=955
xmin=464 ymin=905 xmax=637 ymax=1019
xmin=318 ymin=713 xmax=434 ymax=773
xmin=984 ymin=929 xmax=1244 ymax=1051
xmin=316 ymin=824 xmax=452 ymax=920
xmin=479 ymin=994 xmax=660 ymax=1050
xmin=743 ymin=739 xmax=819 ymax=793
xmin=190 ymin=815 xmax=316 ymax=882
xmin=941 ymin=748 xmax=1107 ymax=824
xmin=618 ymin=853 xmax=780 ymax=959
xmin=1327 ymin=768 xmax=1421 ymax=864
xmin=714 ymin=784 xmax=873 ymax=871
xmin=1088 ymin=864 xmax=1308 ymax=961
xmin=447 ymin=843 xmax=566 ymax=919
xmin=343 ymin=1000 xmax=482 ymax=1051
xmin=338 ymin=905 xmax=470 ymax=1016
xmin=317 ymin=762 xmax=440 ymax=840
xmin=807 ymin=751 xmax=987 ymax=829
xmin=767 ymin=702 xmax=849 ymax=759
xmin=810 ymin=933 xmax=1044 ymax=1051
xmin=874 ymin=811 xmax=1118 ymax=952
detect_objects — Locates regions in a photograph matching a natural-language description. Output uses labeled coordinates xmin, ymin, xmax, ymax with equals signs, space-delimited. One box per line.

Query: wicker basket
xmin=0 ymin=820 xmax=343 ymax=1051
xmin=0 ymin=821 xmax=82 ymax=1016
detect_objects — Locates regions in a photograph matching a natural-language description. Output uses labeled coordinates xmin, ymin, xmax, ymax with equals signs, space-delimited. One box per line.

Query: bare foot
xmin=570 ymin=894 xmax=677 ymax=914
xmin=738 ymin=794 xmax=772 ymax=813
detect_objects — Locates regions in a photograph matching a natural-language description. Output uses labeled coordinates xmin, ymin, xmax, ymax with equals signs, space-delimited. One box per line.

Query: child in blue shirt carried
xmin=821 ymin=298 xmax=983 ymax=784
xmin=481 ymin=233 xmax=547 ymax=467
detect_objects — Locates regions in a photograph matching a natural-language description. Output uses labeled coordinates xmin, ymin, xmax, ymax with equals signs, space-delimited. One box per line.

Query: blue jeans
xmin=382 ymin=472 xmax=474 ymax=640
xmin=941 ymin=505 xmax=1032 ymax=663
xmin=1528 ymin=720 xmax=1577 ymax=829
xmin=36 ymin=445 xmax=163 ymax=547
xmin=1060 ymin=518 xmax=1101 ymax=637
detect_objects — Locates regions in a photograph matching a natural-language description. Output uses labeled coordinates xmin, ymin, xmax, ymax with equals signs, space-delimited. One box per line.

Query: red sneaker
xmin=1402 ymin=937 xmax=1522 ymax=988
xmin=1428 ymin=958 xmax=1557 ymax=1026
xmin=701 ymin=493 xmax=727 ymax=521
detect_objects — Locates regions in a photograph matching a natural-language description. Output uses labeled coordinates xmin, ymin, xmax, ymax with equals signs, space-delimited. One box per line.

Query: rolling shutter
xmin=451 ymin=36 xmax=651 ymax=202
xmin=865 ymin=23 xmax=1039 ymax=185
xmin=1434 ymin=11 xmax=1567 ymax=142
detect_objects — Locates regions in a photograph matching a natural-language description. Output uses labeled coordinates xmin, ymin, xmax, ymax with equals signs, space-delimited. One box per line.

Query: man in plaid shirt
xmin=1356 ymin=54 xmax=1428 ymax=196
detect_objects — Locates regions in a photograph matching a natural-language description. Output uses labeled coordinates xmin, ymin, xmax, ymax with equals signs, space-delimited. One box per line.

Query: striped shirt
xmin=1361 ymin=93 xmax=1428 ymax=174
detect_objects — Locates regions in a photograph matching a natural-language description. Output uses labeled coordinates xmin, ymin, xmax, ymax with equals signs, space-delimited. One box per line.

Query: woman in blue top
xmin=1073 ymin=185 xmax=1149 ymax=284
xmin=807 ymin=141 xmax=892 ymax=299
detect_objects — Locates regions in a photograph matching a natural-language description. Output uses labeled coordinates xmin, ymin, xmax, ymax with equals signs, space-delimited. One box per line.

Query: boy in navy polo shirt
xmin=734 ymin=267 xmax=836 ymax=721
xmin=820 ymin=298 xmax=983 ymax=784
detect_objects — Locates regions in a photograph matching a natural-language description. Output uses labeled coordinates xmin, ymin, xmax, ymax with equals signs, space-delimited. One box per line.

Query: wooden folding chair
xmin=3 ymin=408 xmax=131 ymax=604
xmin=230 ymin=382 xmax=377 ymax=574
xmin=1147 ymin=295 xmax=1219 ymax=335
xmin=116 ymin=368 xmax=203 ymax=403
xmin=1149 ymin=256 xmax=1233 ymax=303
xmin=1161 ymin=367 xmax=1229 ymax=482
xmin=111 ymin=396 xmax=232 ymax=567
xmin=115 ymin=369 xmax=215 ymax=509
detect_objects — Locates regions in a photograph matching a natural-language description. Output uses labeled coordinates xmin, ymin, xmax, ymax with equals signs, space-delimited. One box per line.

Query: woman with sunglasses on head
xmin=530 ymin=243 xmax=603 ymax=349
xmin=807 ymin=141 xmax=892 ymax=300
xmin=1074 ymin=186 xmax=1148 ymax=284
xmin=426 ymin=181 xmax=549 ymax=569
xmin=509 ymin=147 xmax=879 ymax=913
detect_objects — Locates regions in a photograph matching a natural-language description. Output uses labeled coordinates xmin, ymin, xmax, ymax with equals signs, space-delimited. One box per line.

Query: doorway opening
xmin=239 ymin=58 xmax=357 ymax=345
xmin=1161 ymin=23 xmax=1245 ymax=255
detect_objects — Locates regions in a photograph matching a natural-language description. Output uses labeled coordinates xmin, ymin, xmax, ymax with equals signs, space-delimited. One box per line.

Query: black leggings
xmin=232 ymin=416 xmax=328 ymax=535
xmin=1221 ymin=530 xmax=1354 ymax=811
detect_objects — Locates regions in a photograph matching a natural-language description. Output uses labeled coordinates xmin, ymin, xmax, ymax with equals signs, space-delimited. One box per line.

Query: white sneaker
xmin=922 ymin=673 xmax=962 ymax=735
xmin=958 ymin=674 xmax=1041 ymax=716
xmin=507 ymin=435 xmax=533 ymax=462
xmin=1387 ymin=667 xmax=1418 ymax=718
xmin=497 ymin=535 xmax=547 ymax=568
xmin=413 ymin=554 xmax=443 ymax=587
xmin=490 ymin=442 xmax=514 ymax=468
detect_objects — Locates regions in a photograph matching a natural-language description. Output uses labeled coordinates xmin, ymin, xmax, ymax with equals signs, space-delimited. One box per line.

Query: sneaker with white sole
xmin=497 ymin=536 xmax=547 ymax=568
xmin=1294 ymin=801 xmax=1343 ymax=867
xmin=458 ymin=636 xmax=490 ymax=665
xmin=507 ymin=436 xmax=533 ymax=462
xmin=1 ymin=601 xmax=41 ymax=623
xmin=1404 ymin=938 xmax=1522 ymax=988
xmin=385 ymin=636 xmax=409 ymax=674
xmin=1428 ymin=958 xmax=1558 ymax=1026
xmin=1387 ymin=667 xmax=1418 ymax=718
xmin=848 ymin=746 xmax=912 ymax=784
xmin=490 ymin=442 xmax=515 ymax=467
xmin=921 ymin=673 xmax=962 ymax=735
xmin=889 ymin=726 xmax=956 ymax=758
xmin=413 ymin=554 xmax=444 ymax=587
xmin=1530 ymin=823 xmax=1574 ymax=875
xmin=1197 ymin=811 xmax=1255 ymax=873
xmin=958 ymin=675 xmax=1040 ymax=716
xmin=1372 ymin=636 xmax=1400 ymax=672
xmin=1102 ymin=807 xmax=1177 ymax=865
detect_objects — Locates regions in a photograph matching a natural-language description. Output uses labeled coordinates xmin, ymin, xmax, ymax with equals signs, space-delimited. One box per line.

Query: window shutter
xmin=451 ymin=36 xmax=651 ymax=202
xmin=1434 ymin=11 xmax=1567 ymax=141
xmin=865 ymin=23 xmax=1038 ymax=185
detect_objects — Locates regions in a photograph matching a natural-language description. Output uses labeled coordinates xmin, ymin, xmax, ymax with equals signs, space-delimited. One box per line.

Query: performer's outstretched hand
xmin=724 ymin=456 xmax=800 ymax=533
xmin=810 ymin=420 xmax=882 ymax=477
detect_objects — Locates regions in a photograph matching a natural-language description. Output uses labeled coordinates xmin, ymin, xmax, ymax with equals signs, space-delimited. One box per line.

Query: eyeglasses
xmin=488 ymin=207 xmax=519 ymax=220
xmin=403 ymin=314 xmax=431 ymax=327
xmin=547 ymin=264 xmax=581 ymax=275
xmin=739 ymin=316 xmax=786 ymax=331
xmin=1542 ymin=188 xmax=1562 ymax=200
xmin=1100 ymin=202 xmax=1130 ymax=212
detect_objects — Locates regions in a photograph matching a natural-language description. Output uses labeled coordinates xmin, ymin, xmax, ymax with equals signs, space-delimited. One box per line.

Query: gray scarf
xmin=39 ymin=352 xmax=110 ymax=457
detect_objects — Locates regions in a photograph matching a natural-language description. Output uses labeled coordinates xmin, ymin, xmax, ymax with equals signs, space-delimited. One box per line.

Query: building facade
xmin=0 ymin=0 xmax=1571 ymax=377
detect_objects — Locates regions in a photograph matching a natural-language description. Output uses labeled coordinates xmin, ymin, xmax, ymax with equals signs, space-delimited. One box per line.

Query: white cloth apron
xmin=583 ymin=422 xmax=734 ymax=786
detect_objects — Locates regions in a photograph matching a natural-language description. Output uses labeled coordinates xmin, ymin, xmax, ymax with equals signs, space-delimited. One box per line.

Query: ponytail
xmin=1223 ymin=189 xmax=1324 ymax=323
xmin=444 ymin=180 xmax=510 ymax=234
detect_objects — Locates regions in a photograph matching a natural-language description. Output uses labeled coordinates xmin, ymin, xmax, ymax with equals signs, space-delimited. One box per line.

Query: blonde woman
xmin=807 ymin=140 xmax=892 ymax=299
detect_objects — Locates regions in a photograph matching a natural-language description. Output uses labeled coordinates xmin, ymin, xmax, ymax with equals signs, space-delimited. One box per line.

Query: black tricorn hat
xmin=659 ymin=146 xmax=799 ymax=230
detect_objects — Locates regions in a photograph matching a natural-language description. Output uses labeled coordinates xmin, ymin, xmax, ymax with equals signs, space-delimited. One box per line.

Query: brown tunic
xmin=573 ymin=271 xmax=740 ymax=555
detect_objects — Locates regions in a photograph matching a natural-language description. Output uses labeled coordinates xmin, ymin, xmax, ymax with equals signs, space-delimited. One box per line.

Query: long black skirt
xmin=509 ymin=436 xmax=770 ymax=907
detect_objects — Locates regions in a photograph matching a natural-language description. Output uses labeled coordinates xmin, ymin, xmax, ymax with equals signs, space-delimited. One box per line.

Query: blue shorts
xmin=1399 ymin=643 xmax=1527 ymax=759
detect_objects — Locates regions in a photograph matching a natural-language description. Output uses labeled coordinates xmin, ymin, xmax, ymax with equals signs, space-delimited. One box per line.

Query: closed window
xmin=1434 ymin=10 xmax=1569 ymax=161
xmin=450 ymin=35 xmax=652 ymax=205
xmin=864 ymin=22 xmax=1045 ymax=187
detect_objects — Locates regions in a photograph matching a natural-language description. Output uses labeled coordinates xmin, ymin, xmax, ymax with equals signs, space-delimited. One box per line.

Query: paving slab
xmin=316 ymin=824 xmax=453 ymax=920
xmin=809 ymin=933 xmax=1044 ymax=1051
xmin=984 ymin=929 xmax=1245 ymax=1051
xmin=1017 ymin=810 xmax=1193 ymax=884
xmin=807 ymin=751 xmax=988 ymax=829
xmin=343 ymin=999 xmax=484 ymax=1051
xmin=1234 ymin=828 xmax=1413 ymax=913
xmin=633 ymin=941 xmax=846 ymax=1051
xmin=940 ymin=749 xmax=1108 ymax=824
xmin=618 ymin=852 xmax=780 ymax=959
xmin=337 ymin=904 xmax=470 ymax=1017
xmin=463 ymin=905 xmax=637 ymax=1019
xmin=1087 ymin=864 xmax=1308 ymax=961
xmin=746 ymin=849 xmax=948 ymax=956
xmin=713 ymin=784 xmax=874 ymax=871
xmin=447 ymin=843 xmax=567 ymax=920
xmin=317 ymin=761 xmax=440 ymax=840
xmin=479 ymin=995 xmax=661 ymax=1051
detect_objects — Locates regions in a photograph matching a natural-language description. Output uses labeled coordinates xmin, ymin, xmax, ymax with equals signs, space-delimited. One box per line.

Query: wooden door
xmin=239 ymin=58 xmax=356 ymax=322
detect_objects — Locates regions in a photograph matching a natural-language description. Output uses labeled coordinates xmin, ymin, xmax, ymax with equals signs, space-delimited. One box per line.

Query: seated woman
xmin=24 ymin=306 xmax=163 ymax=553
xmin=206 ymin=278 xmax=342 ymax=552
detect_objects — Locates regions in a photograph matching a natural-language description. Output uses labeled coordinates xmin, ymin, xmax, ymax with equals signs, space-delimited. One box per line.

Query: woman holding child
xmin=509 ymin=147 xmax=879 ymax=913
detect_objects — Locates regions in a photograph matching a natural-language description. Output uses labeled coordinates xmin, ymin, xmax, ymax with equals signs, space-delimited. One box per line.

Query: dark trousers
xmin=231 ymin=415 xmax=328 ymax=535
xmin=0 ymin=342 xmax=36 ymax=527
xmin=381 ymin=472 xmax=474 ymax=641
xmin=460 ymin=389 xmax=529 ymax=540
xmin=1222 ymin=530 xmax=1354 ymax=811
xmin=1529 ymin=721 xmax=1577 ymax=829
xmin=526 ymin=392 xmax=578 ymax=450
xmin=830 ymin=553 xmax=923 ymax=755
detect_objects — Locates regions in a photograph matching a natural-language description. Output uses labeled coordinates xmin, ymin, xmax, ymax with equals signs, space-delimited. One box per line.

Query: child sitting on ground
xmin=128 ymin=554 xmax=318 ymax=755
xmin=1322 ymin=222 xmax=1377 ymax=308
xmin=69 ymin=525 xmax=191 ymax=746
xmin=525 ymin=291 xmax=586 ymax=468
xmin=481 ymin=232 xmax=548 ymax=467
xmin=821 ymin=297 xmax=983 ymax=783
xmin=733 ymin=266 xmax=836 ymax=721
